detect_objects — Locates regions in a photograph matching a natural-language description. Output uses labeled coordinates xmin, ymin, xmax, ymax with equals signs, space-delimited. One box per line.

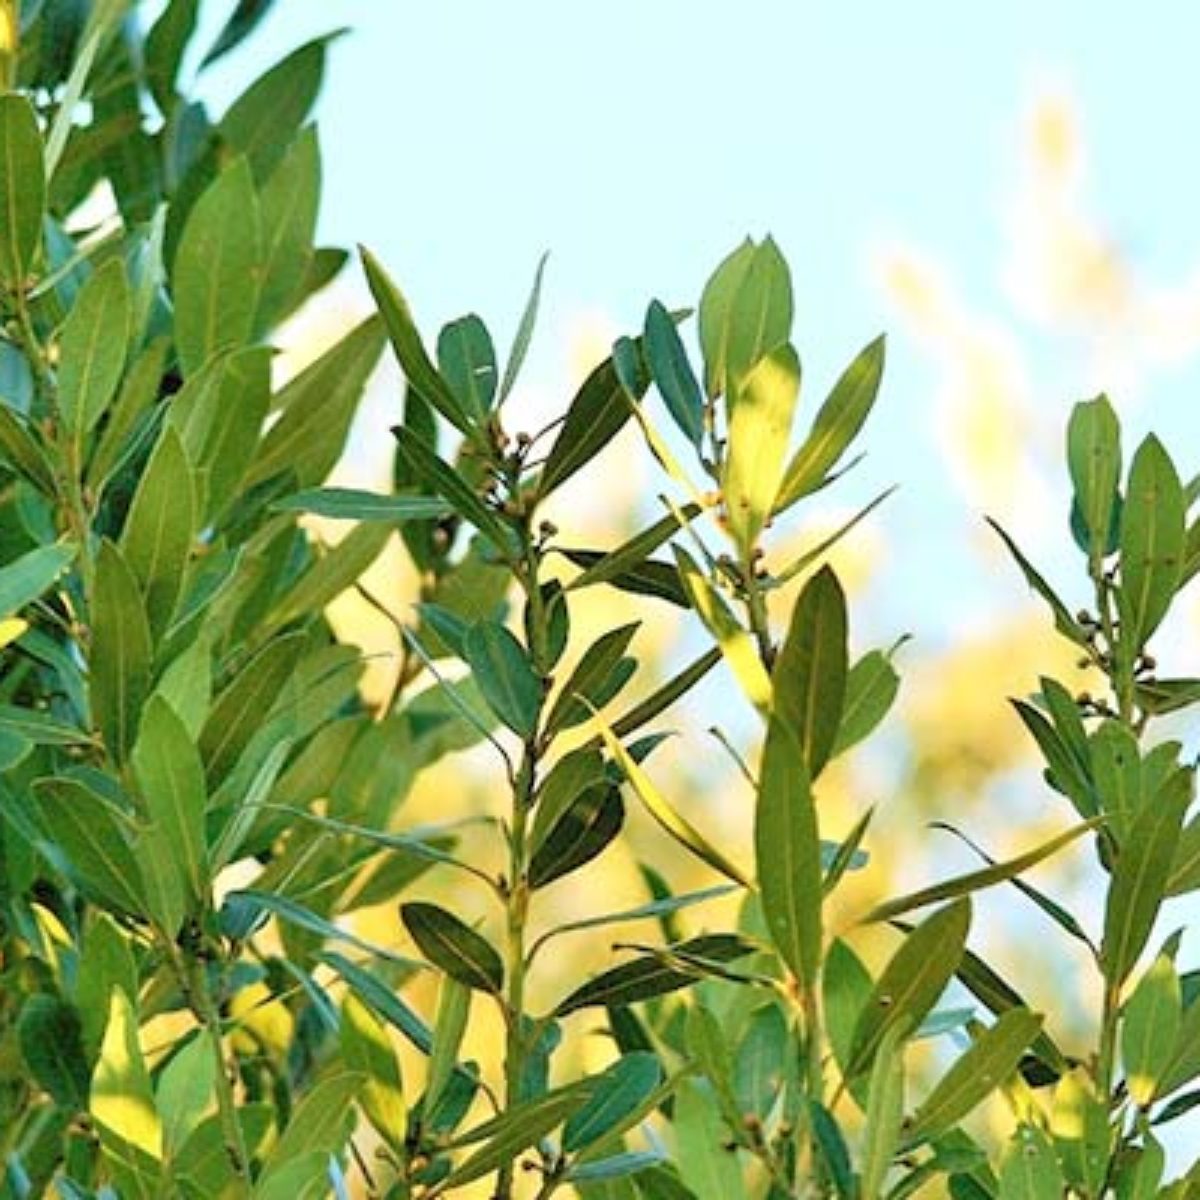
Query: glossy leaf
xmin=547 ymin=622 xmax=640 ymax=733
xmin=907 ymin=1009 xmax=1044 ymax=1142
xmin=1119 ymin=434 xmax=1186 ymax=651
xmin=847 ymin=899 xmax=971 ymax=1079
xmin=362 ymin=245 xmax=471 ymax=433
xmin=1067 ymin=395 xmax=1122 ymax=565
xmin=1102 ymin=770 xmax=1191 ymax=986
xmin=401 ymin=901 xmax=504 ymax=993
xmin=777 ymin=334 xmax=886 ymax=509
xmin=57 ymin=258 xmax=131 ymax=439
xmin=172 ymin=158 xmax=262 ymax=375
xmin=0 ymin=95 xmax=43 ymax=289
xmin=1121 ymin=953 xmax=1182 ymax=1106
xmin=598 ymin=721 xmax=751 ymax=886
xmin=723 ymin=342 xmax=800 ymax=553
xmin=529 ymin=784 xmax=624 ymax=888
xmin=463 ymin=619 xmax=540 ymax=738
xmin=756 ymin=715 xmax=822 ymax=987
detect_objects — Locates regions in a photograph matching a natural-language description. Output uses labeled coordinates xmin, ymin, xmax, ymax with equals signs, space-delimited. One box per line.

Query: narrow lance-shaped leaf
xmin=776 ymin=334 xmax=885 ymax=511
xmin=906 ymin=1009 xmax=1044 ymax=1143
xmin=756 ymin=716 xmax=822 ymax=988
xmin=341 ymin=994 xmax=406 ymax=1153
xmin=1067 ymin=395 xmax=1121 ymax=565
xmin=462 ymin=619 xmax=540 ymax=739
xmin=425 ymin=975 xmax=471 ymax=1119
xmin=0 ymin=541 xmax=75 ymax=617
xmin=438 ymin=313 xmax=497 ymax=422
xmin=987 ymin=518 xmax=1088 ymax=647
xmin=1102 ymin=771 xmax=1191 ymax=987
xmin=1118 ymin=434 xmax=1186 ymax=652
xmin=833 ymin=647 xmax=901 ymax=756
xmin=773 ymin=564 xmax=848 ymax=778
xmin=57 ymin=258 xmax=132 ymax=439
xmin=597 ymin=721 xmax=751 ymax=887
xmin=17 ymin=995 xmax=90 ymax=1111
xmin=563 ymin=1052 xmax=663 ymax=1155
xmin=401 ymin=901 xmax=504 ymax=994
xmin=644 ymin=298 xmax=704 ymax=445
xmin=1121 ymin=954 xmax=1182 ymax=1107
xmin=722 ymin=342 xmax=801 ymax=555
xmin=860 ymin=1024 xmax=906 ymax=1198
xmin=499 ymin=251 xmax=547 ymax=402
xmin=847 ymin=898 xmax=971 ymax=1079
xmin=0 ymin=95 xmax=44 ymax=289
xmin=361 ymin=245 xmax=472 ymax=433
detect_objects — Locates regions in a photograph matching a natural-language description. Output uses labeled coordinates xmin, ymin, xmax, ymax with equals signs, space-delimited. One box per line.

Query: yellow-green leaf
xmin=1121 ymin=954 xmax=1182 ymax=1106
xmin=0 ymin=94 xmax=44 ymax=289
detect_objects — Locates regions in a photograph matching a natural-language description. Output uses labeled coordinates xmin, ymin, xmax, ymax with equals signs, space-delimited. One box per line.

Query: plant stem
xmin=1097 ymin=978 xmax=1121 ymax=1102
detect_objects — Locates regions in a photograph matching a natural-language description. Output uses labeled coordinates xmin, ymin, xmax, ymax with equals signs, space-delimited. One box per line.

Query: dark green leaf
xmin=401 ymin=901 xmax=504 ymax=993
xmin=564 ymin=1053 xmax=662 ymax=1154
xmin=438 ymin=314 xmax=497 ymax=422
xmin=606 ymin=647 xmax=721 ymax=740
xmin=463 ymin=619 xmax=540 ymax=738
xmin=145 ymin=0 xmax=199 ymax=114
xmin=645 ymin=299 xmax=703 ymax=446
xmin=562 ymin=549 xmax=690 ymax=607
xmin=529 ymin=785 xmax=624 ymax=888
xmin=564 ymin=505 xmax=698 ymax=596
xmin=322 ymin=951 xmax=433 ymax=1055
xmin=200 ymin=0 xmax=276 ymax=66
xmin=0 ymin=402 xmax=56 ymax=493
xmin=256 ymin=125 xmax=320 ymax=330
xmin=0 ymin=541 xmax=75 ymax=617
xmin=546 ymin=622 xmax=639 ymax=733
xmin=18 ymin=995 xmax=89 ymax=1110
xmin=0 ymin=95 xmax=44 ymax=289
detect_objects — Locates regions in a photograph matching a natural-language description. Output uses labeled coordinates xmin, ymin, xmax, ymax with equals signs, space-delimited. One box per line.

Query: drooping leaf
xmin=401 ymin=901 xmax=504 ymax=994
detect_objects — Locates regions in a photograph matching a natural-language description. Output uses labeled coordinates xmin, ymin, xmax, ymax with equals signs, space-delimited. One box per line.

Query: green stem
xmin=1097 ymin=978 xmax=1121 ymax=1103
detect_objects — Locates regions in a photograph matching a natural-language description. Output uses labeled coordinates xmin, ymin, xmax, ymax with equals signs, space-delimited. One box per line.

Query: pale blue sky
xmin=192 ymin=2 xmax=1200 ymax=652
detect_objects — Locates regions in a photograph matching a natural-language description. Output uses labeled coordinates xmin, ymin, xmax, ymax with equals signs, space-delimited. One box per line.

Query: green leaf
xmin=172 ymin=158 xmax=262 ymax=375
xmin=833 ymin=648 xmax=901 ymax=755
xmin=987 ymin=518 xmax=1088 ymax=647
xmin=672 ymin=547 xmax=772 ymax=717
xmin=907 ymin=1009 xmax=1044 ymax=1142
xmin=443 ymin=1081 xmax=593 ymax=1188
xmin=847 ymin=899 xmax=971 ymax=1079
xmin=18 ymin=994 xmax=89 ymax=1110
xmin=1102 ymin=770 xmax=1191 ymax=987
xmin=256 ymin=1071 xmax=361 ymax=1189
xmin=463 ymin=619 xmax=540 ymax=738
xmin=529 ymin=747 xmax=607 ymax=853
xmin=201 ymin=0 xmax=277 ymax=66
xmin=57 ymin=258 xmax=131 ymax=439
xmin=673 ymin=1078 xmax=742 ymax=1196
xmin=145 ymin=0 xmax=199 ymax=114
xmin=322 ymin=951 xmax=434 ymax=1056
xmin=0 ymin=702 xmax=89 ymax=745
xmin=438 ymin=314 xmax=498 ymax=422
xmin=1067 ymin=395 xmax=1122 ymax=565
xmin=30 ymin=777 xmax=144 ymax=907
xmin=120 ymin=425 xmax=196 ymax=638
xmin=723 ymin=343 xmax=801 ymax=554
xmin=537 ymin=344 xmax=650 ymax=499
xmin=776 ymin=335 xmax=886 ymax=510
xmin=156 ymin=1036 xmax=215 ymax=1157
xmin=499 ymin=252 xmax=547 ymax=403
xmin=997 ymin=1126 xmax=1065 ymax=1200
xmin=529 ymin=784 xmax=624 ymax=889
xmin=554 ymin=934 xmax=754 ymax=1016
xmin=546 ymin=622 xmax=640 ymax=733
xmin=645 ymin=299 xmax=704 ymax=446
xmin=563 ymin=1053 xmax=662 ymax=1154
xmin=0 ymin=95 xmax=44 ymax=290
xmin=606 ymin=646 xmax=721 ymax=740
xmin=565 ymin=505 xmax=699 ymax=596
xmin=860 ymin=819 xmax=1099 ymax=924
xmin=597 ymin=721 xmax=751 ymax=886
xmin=88 ymin=338 xmax=169 ymax=494
xmin=91 ymin=987 xmax=163 ymax=1166
xmin=401 ymin=901 xmax=504 ymax=993
xmin=391 ymin=424 xmax=509 ymax=548
xmin=1119 ymin=434 xmax=1186 ymax=651
xmin=425 ymin=974 xmax=471 ymax=1119
xmin=92 ymin=540 xmax=153 ymax=763
xmin=250 ymin=332 xmax=380 ymax=499
xmin=773 ymin=565 xmax=848 ymax=778
xmin=219 ymin=37 xmax=328 ymax=181
xmin=756 ymin=714 xmax=822 ymax=987
xmin=0 ymin=541 xmax=75 ymax=617
xmin=256 ymin=124 xmax=320 ymax=330
xmin=562 ymin=549 xmax=690 ymax=607
xmin=132 ymin=696 xmax=207 ymax=905
xmin=1121 ymin=954 xmax=1182 ymax=1106
xmin=0 ymin=402 xmax=56 ymax=493
xmin=361 ymin=245 xmax=472 ymax=433
xmin=861 ymin=1024 xmax=906 ymax=1197
xmin=341 ymin=993 xmax=406 ymax=1153
xmin=699 ymin=237 xmax=792 ymax=399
